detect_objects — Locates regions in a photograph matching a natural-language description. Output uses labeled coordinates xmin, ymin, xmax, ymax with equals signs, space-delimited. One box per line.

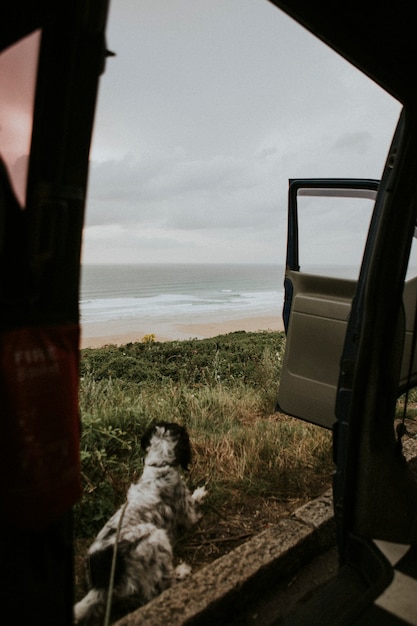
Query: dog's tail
xmin=73 ymin=588 xmax=106 ymax=624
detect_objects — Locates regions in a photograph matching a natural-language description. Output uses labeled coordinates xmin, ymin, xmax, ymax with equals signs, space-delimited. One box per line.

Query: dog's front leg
xmin=191 ymin=485 xmax=208 ymax=505
xmin=185 ymin=485 xmax=208 ymax=525
xmin=174 ymin=561 xmax=192 ymax=582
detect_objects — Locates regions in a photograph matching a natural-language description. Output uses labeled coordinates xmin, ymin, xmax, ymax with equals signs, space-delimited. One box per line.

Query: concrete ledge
xmin=114 ymin=489 xmax=336 ymax=626
xmin=114 ymin=435 xmax=417 ymax=626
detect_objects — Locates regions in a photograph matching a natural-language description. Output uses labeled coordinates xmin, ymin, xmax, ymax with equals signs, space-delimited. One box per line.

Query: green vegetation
xmin=396 ymin=388 xmax=417 ymax=419
xmin=75 ymin=331 xmax=333 ymax=538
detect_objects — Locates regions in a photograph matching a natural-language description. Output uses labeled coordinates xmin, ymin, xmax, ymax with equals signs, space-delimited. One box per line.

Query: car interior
xmin=1 ymin=1 xmax=417 ymax=624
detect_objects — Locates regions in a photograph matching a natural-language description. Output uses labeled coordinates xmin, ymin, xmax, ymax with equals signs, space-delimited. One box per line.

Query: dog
xmin=74 ymin=421 xmax=207 ymax=624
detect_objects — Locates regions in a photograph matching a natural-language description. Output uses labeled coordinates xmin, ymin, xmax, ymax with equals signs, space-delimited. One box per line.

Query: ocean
xmin=79 ymin=263 xmax=285 ymax=328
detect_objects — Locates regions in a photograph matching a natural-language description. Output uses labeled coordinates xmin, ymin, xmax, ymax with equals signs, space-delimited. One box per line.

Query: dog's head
xmin=141 ymin=422 xmax=192 ymax=470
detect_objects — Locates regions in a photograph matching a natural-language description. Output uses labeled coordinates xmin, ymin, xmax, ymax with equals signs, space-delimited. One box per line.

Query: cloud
xmin=86 ymin=149 xmax=277 ymax=229
xmin=82 ymin=220 xmax=283 ymax=265
xmin=83 ymin=0 xmax=402 ymax=264
xmin=331 ymin=131 xmax=373 ymax=155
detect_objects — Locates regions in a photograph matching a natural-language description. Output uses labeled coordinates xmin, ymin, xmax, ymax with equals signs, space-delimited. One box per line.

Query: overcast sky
xmin=82 ymin=0 xmax=402 ymax=265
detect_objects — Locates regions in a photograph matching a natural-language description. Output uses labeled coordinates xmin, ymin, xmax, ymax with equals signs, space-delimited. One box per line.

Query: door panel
xmin=278 ymin=270 xmax=357 ymax=428
xmin=278 ymin=177 xmax=417 ymax=428
xmin=279 ymin=270 xmax=417 ymax=428
xmin=278 ymin=179 xmax=379 ymax=428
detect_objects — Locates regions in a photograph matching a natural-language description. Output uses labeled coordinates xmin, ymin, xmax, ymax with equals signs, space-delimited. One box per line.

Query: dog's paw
xmin=191 ymin=485 xmax=208 ymax=504
xmin=174 ymin=561 xmax=192 ymax=582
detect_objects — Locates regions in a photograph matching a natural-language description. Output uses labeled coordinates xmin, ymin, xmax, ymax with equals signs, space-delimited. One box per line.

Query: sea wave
xmin=80 ymin=290 xmax=283 ymax=324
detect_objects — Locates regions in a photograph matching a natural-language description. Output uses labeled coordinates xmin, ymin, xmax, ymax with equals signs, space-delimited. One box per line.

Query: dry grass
xmin=188 ymin=411 xmax=332 ymax=501
xmin=74 ymin=332 xmax=334 ymax=588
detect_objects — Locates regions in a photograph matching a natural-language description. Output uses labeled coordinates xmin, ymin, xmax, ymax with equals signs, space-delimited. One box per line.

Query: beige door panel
xmin=279 ymin=271 xmax=417 ymax=428
xmin=278 ymin=270 xmax=356 ymax=428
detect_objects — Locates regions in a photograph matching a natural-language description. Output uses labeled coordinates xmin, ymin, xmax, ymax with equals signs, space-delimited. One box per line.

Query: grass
xmin=75 ymin=331 xmax=334 ymax=539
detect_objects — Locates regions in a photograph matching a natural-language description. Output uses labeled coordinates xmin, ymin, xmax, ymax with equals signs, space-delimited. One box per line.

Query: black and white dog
xmin=74 ymin=421 xmax=207 ymax=624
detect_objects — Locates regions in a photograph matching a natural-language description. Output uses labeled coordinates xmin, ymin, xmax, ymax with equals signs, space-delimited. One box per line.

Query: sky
xmin=81 ymin=0 xmax=402 ymax=265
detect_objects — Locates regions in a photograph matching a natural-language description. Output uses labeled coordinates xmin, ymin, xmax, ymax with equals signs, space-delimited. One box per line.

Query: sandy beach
xmin=80 ymin=314 xmax=284 ymax=349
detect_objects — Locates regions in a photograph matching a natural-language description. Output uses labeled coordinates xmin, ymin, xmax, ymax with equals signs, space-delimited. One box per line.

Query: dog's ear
xmin=140 ymin=422 xmax=157 ymax=452
xmin=172 ymin=425 xmax=192 ymax=471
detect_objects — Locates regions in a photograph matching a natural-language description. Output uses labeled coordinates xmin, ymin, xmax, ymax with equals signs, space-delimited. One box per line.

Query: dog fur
xmin=73 ymin=421 xmax=207 ymax=624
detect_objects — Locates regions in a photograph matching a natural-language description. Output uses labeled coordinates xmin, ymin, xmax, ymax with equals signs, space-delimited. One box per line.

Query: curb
xmin=115 ymin=436 xmax=417 ymax=626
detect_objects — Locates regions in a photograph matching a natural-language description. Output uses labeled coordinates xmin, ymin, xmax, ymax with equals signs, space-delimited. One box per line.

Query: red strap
xmin=0 ymin=325 xmax=81 ymax=529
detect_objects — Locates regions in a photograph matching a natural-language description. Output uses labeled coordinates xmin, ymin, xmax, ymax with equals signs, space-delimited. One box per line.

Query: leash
xmin=103 ymin=499 xmax=129 ymax=626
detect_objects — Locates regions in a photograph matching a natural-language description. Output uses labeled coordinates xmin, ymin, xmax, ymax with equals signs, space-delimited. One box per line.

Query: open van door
xmin=277 ymin=179 xmax=379 ymax=428
xmin=277 ymin=109 xmax=417 ymax=626
xmin=278 ymin=176 xmax=417 ymax=431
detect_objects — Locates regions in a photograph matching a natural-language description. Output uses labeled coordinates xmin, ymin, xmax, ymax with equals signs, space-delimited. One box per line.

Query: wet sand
xmin=80 ymin=315 xmax=284 ymax=348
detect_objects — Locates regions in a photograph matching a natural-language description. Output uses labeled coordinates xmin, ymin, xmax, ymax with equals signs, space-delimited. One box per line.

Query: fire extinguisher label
xmin=0 ymin=325 xmax=81 ymax=529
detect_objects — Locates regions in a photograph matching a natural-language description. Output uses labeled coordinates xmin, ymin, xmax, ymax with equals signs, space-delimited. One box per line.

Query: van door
xmin=277 ymin=179 xmax=379 ymax=428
